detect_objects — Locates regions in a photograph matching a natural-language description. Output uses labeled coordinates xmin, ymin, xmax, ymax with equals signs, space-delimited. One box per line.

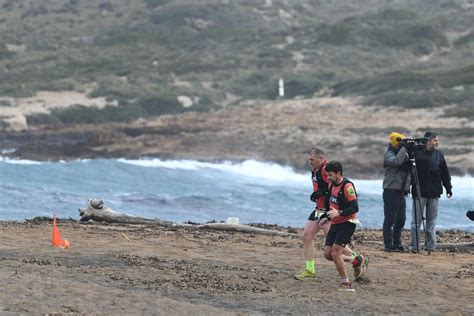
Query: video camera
xmin=397 ymin=137 xmax=428 ymax=144
xmin=397 ymin=137 xmax=428 ymax=156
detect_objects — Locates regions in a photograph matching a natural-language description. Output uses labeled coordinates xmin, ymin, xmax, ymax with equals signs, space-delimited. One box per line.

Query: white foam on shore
xmin=0 ymin=158 xmax=472 ymax=229
xmin=118 ymin=158 xmax=202 ymax=170
xmin=2 ymin=157 xmax=473 ymax=195
xmin=117 ymin=158 xmax=474 ymax=189
xmin=118 ymin=158 xmax=308 ymax=184
xmin=0 ymin=157 xmax=45 ymax=165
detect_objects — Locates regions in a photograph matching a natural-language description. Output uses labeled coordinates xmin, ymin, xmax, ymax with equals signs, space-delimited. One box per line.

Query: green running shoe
xmin=294 ymin=269 xmax=316 ymax=280
xmin=352 ymin=255 xmax=368 ymax=279
xmin=363 ymin=256 xmax=369 ymax=274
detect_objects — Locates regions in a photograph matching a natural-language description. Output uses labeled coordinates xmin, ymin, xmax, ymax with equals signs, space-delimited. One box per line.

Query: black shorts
xmin=324 ymin=221 xmax=356 ymax=247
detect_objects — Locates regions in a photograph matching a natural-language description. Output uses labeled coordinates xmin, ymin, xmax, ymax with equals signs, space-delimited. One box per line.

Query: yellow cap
xmin=389 ymin=132 xmax=406 ymax=147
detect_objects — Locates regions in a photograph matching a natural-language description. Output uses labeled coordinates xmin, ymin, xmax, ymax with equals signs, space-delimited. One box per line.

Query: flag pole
xmin=50 ymin=210 xmax=70 ymax=288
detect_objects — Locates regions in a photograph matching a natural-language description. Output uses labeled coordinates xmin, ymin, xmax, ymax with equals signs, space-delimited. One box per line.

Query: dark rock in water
xmin=467 ymin=210 xmax=474 ymax=221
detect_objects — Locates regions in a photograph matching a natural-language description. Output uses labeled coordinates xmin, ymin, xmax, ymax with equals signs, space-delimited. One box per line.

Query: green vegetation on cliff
xmin=0 ymin=0 xmax=473 ymax=124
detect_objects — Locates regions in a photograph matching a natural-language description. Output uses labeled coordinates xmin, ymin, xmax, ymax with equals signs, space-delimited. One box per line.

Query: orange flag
xmin=52 ymin=212 xmax=70 ymax=249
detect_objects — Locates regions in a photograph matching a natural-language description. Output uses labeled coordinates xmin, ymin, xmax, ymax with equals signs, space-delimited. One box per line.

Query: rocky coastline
xmin=1 ymin=97 xmax=473 ymax=178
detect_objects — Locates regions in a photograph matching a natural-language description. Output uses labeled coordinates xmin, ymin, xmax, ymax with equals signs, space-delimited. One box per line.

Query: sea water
xmin=0 ymin=158 xmax=472 ymax=232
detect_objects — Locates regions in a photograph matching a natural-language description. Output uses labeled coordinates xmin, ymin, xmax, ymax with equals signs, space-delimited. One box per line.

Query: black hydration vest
xmin=326 ymin=178 xmax=357 ymax=211
xmin=312 ymin=161 xmax=328 ymax=190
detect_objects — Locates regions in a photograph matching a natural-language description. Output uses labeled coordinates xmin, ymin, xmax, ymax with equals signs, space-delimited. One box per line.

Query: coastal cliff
xmin=1 ymin=96 xmax=472 ymax=178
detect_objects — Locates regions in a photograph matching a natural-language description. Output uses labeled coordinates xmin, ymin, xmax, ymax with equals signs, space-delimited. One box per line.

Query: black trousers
xmin=383 ymin=189 xmax=406 ymax=248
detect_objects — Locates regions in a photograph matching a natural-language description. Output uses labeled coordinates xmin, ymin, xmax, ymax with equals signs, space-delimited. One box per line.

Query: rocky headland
xmin=1 ymin=96 xmax=472 ymax=178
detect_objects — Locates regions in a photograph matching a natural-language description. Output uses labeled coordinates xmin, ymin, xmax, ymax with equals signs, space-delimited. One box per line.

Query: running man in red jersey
xmin=295 ymin=148 xmax=357 ymax=280
xmin=320 ymin=161 xmax=368 ymax=290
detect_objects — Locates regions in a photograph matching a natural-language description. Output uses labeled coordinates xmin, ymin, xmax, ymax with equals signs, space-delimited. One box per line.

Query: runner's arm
xmin=310 ymin=187 xmax=328 ymax=201
xmin=339 ymin=200 xmax=358 ymax=217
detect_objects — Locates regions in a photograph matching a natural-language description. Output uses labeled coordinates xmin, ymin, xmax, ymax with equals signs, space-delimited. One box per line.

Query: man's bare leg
xmin=295 ymin=220 xmax=321 ymax=280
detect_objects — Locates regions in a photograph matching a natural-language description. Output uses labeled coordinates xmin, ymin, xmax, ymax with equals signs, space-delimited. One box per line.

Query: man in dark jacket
xmin=410 ymin=131 xmax=453 ymax=252
xmin=383 ymin=132 xmax=411 ymax=252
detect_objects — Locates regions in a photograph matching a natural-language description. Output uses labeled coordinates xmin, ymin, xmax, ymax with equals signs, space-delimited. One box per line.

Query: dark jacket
xmin=414 ymin=148 xmax=452 ymax=198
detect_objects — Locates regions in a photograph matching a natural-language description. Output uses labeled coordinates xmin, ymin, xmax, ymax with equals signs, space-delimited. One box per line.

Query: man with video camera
xmin=382 ymin=132 xmax=411 ymax=252
xmin=410 ymin=131 xmax=453 ymax=252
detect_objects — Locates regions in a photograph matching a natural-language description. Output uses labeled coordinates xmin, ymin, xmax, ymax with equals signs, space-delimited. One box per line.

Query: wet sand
xmin=0 ymin=220 xmax=472 ymax=314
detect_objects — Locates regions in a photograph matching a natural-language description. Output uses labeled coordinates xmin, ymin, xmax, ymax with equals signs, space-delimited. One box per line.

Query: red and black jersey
xmin=328 ymin=178 xmax=358 ymax=225
xmin=311 ymin=160 xmax=329 ymax=209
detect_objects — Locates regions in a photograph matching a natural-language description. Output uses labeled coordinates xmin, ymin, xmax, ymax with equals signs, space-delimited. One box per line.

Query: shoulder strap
xmin=321 ymin=160 xmax=328 ymax=169
xmin=343 ymin=179 xmax=357 ymax=194
xmin=339 ymin=179 xmax=357 ymax=204
xmin=316 ymin=161 xmax=328 ymax=185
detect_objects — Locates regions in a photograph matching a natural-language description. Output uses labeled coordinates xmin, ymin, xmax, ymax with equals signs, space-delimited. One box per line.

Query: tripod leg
xmin=411 ymin=197 xmax=427 ymax=252
xmin=411 ymin=200 xmax=416 ymax=251
xmin=417 ymin=197 xmax=429 ymax=254
xmin=410 ymin=158 xmax=426 ymax=254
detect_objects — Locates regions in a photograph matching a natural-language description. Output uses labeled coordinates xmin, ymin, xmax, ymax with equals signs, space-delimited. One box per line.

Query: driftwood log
xmin=199 ymin=223 xmax=299 ymax=237
xmin=78 ymin=199 xmax=298 ymax=237
xmin=79 ymin=199 xmax=179 ymax=226
xmin=78 ymin=199 xmax=472 ymax=245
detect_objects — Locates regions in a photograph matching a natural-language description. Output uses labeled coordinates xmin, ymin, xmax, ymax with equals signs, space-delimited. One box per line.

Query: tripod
xmin=408 ymin=154 xmax=430 ymax=255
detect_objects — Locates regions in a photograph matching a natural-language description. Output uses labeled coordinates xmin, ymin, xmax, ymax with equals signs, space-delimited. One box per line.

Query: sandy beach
xmin=0 ymin=219 xmax=472 ymax=315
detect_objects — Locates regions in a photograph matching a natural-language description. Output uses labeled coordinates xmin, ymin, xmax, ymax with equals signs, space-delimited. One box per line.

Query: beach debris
xmin=226 ymin=217 xmax=240 ymax=225
xmin=200 ymin=222 xmax=299 ymax=237
xmin=121 ymin=233 xmax=132 ymax=242
xmin=77 ymin=199 xmax=298 ymax=237
xmin=78 ymin=198 xmax=172 ymax=225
